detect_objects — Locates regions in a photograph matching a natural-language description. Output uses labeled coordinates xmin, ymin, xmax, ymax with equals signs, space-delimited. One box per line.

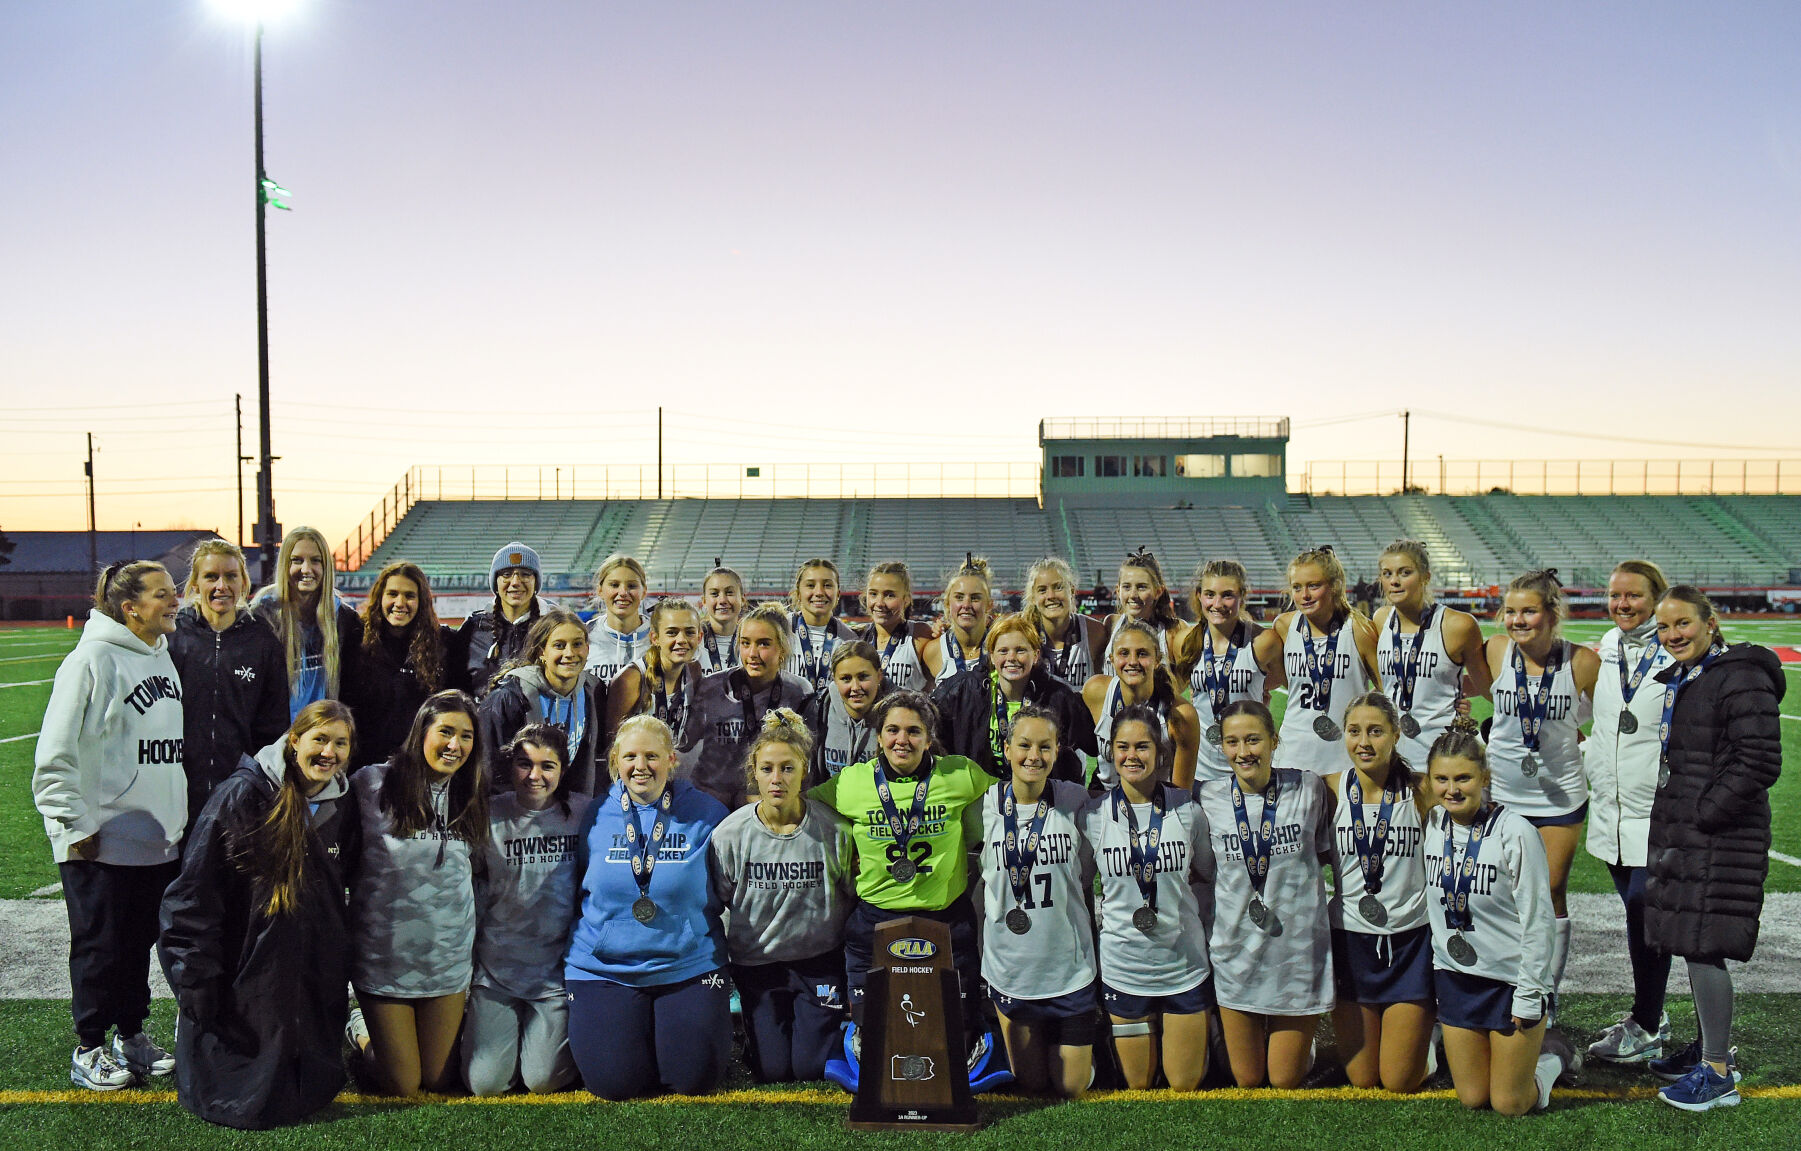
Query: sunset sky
xmin=4 ymin=2 xmax=1798 ymax=548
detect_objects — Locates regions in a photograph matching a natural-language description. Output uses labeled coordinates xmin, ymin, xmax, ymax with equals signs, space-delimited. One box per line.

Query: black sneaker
xmin=1649 ymin=1039 xmax=1700 ymax=1082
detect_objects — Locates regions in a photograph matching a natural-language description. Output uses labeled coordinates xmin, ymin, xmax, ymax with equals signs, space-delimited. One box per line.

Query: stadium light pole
xmin=220 ymin=0 xmax=296 ymax=583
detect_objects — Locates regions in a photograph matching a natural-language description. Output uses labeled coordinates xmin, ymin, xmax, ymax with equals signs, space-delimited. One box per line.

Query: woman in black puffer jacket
xmin=1643 ymin=585 xmax=1783 ymax=1109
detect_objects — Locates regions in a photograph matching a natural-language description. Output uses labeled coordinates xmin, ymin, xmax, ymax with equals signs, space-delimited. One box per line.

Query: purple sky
xmin=4 ymin=2 xmax=1798 ymax=544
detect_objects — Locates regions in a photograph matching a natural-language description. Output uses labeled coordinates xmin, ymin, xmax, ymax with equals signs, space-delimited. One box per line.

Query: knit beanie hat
xmin=491 ymin=542 xmax=542 ymax=593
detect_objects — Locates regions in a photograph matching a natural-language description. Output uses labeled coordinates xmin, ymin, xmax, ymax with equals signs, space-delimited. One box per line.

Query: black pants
xmin=566 ymin=972 xmax=733 ymax=1100
xmin=1609 ymin=863 xmax=1671 ymax=1032
xmin=732 ymin=951 xmax=846 ymax=1083
xmin=843 ymin=893 xmax=982 ymax=1044
xmin=61 ymin=859 xmax=180 ymax=1048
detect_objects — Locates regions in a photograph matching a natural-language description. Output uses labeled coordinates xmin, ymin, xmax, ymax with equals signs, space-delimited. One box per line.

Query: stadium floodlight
xmin=214 ymin=0 xmax=304 ymax=580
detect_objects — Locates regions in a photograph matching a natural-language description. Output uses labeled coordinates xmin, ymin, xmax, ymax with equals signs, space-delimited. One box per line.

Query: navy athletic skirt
xmin=1331 ymin=924 xmax=1435 ymax=1006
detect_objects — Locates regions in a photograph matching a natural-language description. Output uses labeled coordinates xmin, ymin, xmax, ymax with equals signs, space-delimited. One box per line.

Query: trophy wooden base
xmin=844 ymin=916 xmax=980 ymax=1132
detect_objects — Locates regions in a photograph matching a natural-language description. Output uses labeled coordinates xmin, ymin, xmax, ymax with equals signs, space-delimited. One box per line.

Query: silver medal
xmin=1248 ymin=896 xmax=1270 ymax=930
xmin=632 ymin=897 xmax=659 ymax=924
xmin=1132 ymin=905 xmax=1158 ymax=932
xmin=1006 ymin=908 xmax=1031 ymax=935
xmin=1520 ymin=753 xmax=1540 ymax=779
xmin=1206 ymin=722 xmax=1224 ymax=746
xmin=1358 ymin=893 xmax=1388 ymax=927
xmin=889 ymin=858 xmax=918 ymax=882
xmin=1448 ymin=932 xmax=1478 ymax=966
xmin=1657 ymin=754 xmax=1671 ymax=790
xmin=1400 ymin=713 xmax=1421 ymax=739
xmin=1313 ymin=714 xmax=1342 ymax=741
xmin=1618 ymin=712 xmax=1639 ymax=735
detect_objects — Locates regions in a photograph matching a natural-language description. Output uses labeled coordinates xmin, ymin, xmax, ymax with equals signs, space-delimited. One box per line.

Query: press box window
xmin=1051 ymin=455 xmax=1085 ymax=478
xmin=1175 ymin=454 xmax=1226 ymax=478
xmin=1133 ymin=455 xmax=1167 ymax=477
xmin=1231 ymin=453 xmax=1281 ymax=478
xmin=1096 ymin=455 xmax=1127 ymax=477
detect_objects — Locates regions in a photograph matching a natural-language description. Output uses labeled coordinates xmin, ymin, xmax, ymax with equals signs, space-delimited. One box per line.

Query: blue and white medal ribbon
xmin=1198 ymin=624 xmax=1242 ymax=745
xmin=1386 ymin=606 xmax=1436 ymax=738
xmin=1230 ymin=773 xmax=1282 ymax=930
xmin=1509 ymin=642 xmax=1563 ymax=778
xmin=1440 ymin=804 xmax=1500 ymax=965
xmin=1615 ymin=633 xmax=1660 ymax=735
xmin=1345 ymin=770 xmax=1398 ymax=927
xmin=1111 ymin=785 xmax=1167 ymax=931
xmin=999 ymin=785 xmax=1054 ymax=934
xmin=1656 ymin=641 xmax=1724 ymax=790
xmin=873 ymin=756 xmax=934 ymax=882
xmin=621 ymin=784 xmax=675 ymax=923
xmin=1300 ymin=621 xmax=1343 ymax=740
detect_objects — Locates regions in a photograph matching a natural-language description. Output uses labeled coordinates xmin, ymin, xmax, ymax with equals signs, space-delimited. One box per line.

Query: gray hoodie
xmin=34 ymin=609 xmax=187 ymax=865
xmin=347 ymin=761 xmax=475 ymax=997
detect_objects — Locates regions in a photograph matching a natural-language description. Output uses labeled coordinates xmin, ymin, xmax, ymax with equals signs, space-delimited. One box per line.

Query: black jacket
xmin=1644 ymin=644 xmax=1784 ymax=963
xmin=158 ymin=753 xmax=360 ymax=1130
xmin=344 ymin=624 xmax=463 ymax=764
xmin=457 ymin=597 xmax=549 ymax=700
xmin=169 ymin=607 xmax=291 ymax=825
xmin=930 ymin=658 xmax=1096 ymax=784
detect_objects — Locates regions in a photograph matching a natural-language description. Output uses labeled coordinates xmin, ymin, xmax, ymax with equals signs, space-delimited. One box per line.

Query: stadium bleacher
xmin=347 ymin=492 xmax=1801 ymax=595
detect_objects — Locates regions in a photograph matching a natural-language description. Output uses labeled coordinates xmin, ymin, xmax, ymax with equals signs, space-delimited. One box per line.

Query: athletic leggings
xmin=566 ymin=972 xmax=732 ymax=1099
xmin=63 ymin=860 xmax=179 ymax=1048
xmin=1607 ymin=863 xmax=1671 ymax=1032
xmin=731 ymin=951 xmax=846 ymax=1082
xmin=1687 ymin=959 xmax=1734 ymax=1065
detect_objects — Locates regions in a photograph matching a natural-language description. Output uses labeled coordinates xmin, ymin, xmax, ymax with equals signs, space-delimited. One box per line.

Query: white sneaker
xmin=1587 ymin=1014 xmax=1661 ymax=1064
xmin=112 ymin=1030 xmax=175 ymax=1077
xmin=72 ymin=1045 xmax=133 ymax=1091
xmin=346 ymin=1007 xmax=370 ymax=1052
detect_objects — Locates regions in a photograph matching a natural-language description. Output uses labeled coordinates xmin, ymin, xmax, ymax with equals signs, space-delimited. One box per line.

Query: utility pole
xmin=1400 ymin=409 xmax=1411 ymax=494
xmin=84 ymin=433 xmax=97 ymax=573
xmin=657 ymin=406 xmax=664 ymax=500
xmin=236 ymin=393 xmax=249 ymax=546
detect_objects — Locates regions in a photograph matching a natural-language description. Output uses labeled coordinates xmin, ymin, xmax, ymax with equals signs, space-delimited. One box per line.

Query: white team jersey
xmin=1489 ymin=640 xmax=1586 ymax=818
xmin=1423 ymin=806 xmax=1557 ymax=1021
xmin=1376 ymin=606 xmax=1463 ymax=770
xmin=1186 ymin=624 xmax=1267 ymax=783
xmin=1196 ymin=770 xmax=1334 ymax=1016
xmin=977 ymin=780 xmax=1097 ymax=1000
xmin=1081 ymin=784 xmax=1216 ymax=1000
xmin=1275 ymin=616 xmax=1372 ymax=775
xmin=1583 ymin=625 xmax=1672 ymax=868
xmin=584 ymin=617 xmax=651 ymax=686
xmin=696 ymin=625 xmax=739 ymax=674
xmin=1328 ymin=775 xmax=1429 ymax=934
xmin=863 ymin=624 xmax=927 ymax=693
xmin=1092 ymin=678 xmax=1174 ymax=789
xmin=935 ymin=631 xmax=984 ymax=684
xmin=1039 ymin=616 xmax=1097 ymax=691
xmin=785 ymin=616 xmax=857 ymax=695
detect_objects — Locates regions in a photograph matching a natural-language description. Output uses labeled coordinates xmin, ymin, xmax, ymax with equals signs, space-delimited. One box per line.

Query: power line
xmin=1412 ymin=409 xmax=1797 ymax=453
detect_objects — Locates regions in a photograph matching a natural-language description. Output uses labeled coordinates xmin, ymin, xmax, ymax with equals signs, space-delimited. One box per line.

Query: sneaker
xmin=71 ymin=1044 xmax=133 ymax=1091
xmin=821 ymin=1022 xmax=860 ymax=1093
xmin=1657 ymin=1011 xmax=1672 ymax=1047
xmin=345 ymin=1006 xmax=370 ymax=1053
xmin=1659 ymin=1060 xmax=1741 ymax=1112
xmin=1650 ymin=1039 xmax=1701 ymax=1082
xmin=967 ymin=1030 xmax=1015 ymax=1093
xmin=1588 ymin=1014 xmax=1661 ymax=1065
xmin=112 ymin=1030 xmax=175 ymax=1077
xmin=1544 ymin=1028 xmax=1582 ymax=1086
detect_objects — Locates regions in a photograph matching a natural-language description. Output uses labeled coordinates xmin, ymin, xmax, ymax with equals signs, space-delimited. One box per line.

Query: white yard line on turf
xmin=0 ymin=654 xmax=68 ymax=665
xmin=0 ymin=731 xmax=41 ymax=744
xmin=0 ymin=680 xmax=53 ymax=690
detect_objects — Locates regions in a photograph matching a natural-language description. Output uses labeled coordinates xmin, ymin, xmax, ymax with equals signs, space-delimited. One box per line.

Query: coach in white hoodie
xmin=34 ymin=561 xmax=188 ymax=1091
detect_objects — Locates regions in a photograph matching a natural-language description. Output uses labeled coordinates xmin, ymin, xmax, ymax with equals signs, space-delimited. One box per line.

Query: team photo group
xmin=32 ymin=526 xmax=1783 ymax=1129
